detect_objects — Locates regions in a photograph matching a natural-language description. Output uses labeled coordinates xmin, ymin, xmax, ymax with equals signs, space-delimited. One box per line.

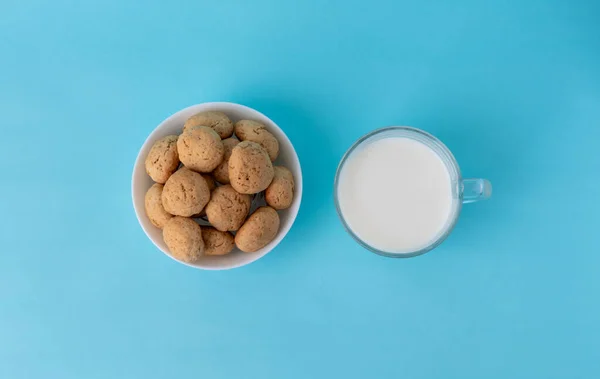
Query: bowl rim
xmin=131 ymin=102 xmax=303 ymax=270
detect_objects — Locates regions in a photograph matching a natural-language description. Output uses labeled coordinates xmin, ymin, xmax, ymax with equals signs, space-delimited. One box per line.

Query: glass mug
xmin=334 ymin=126 xmax=492 ymax=258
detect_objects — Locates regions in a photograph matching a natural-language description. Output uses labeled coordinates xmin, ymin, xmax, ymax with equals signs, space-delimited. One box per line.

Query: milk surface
xmin=337 ymin=137 xmax=453 ymax=253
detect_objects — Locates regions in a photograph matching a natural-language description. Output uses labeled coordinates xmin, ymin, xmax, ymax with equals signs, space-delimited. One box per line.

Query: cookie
xmin=177 ymin=126 xmax=224 ymax=173
xmin=161 ymin=167 xmax=210 ymax=217
xmin=163 ymin=217 xmax=204 ymax=263
xmin=265 ymin=166 xmax=295 ymax=210
xmin=202 ymin=227 xmax=235 ymax=256
xmin=212 ymin=137 xmax=239 ymax=184
xmin=235 ymin=206 xmax=280 ymax=253
xmin=144 ymin=183 xmax=174 ymax=228
xmin=183 ymin=111 xmax=234 ymax=139
xmin=228 ymin=141 xmax=274 ymax=194
xmin=234 ymin=120 xmax=279 ymax=161
xmin=202 ymin=174 xmax=217 ymax=191
xmin=193 ymin=175 xmax=216 ymax=218
xmin=145 ymin=135 xmax=179 ymax=183
xmin=205 ymin=185 xmax=252 ymax=231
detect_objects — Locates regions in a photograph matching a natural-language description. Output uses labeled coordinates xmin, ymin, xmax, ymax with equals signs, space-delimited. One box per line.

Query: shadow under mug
xmin=334 ymin=126 xmax=492 ymax=258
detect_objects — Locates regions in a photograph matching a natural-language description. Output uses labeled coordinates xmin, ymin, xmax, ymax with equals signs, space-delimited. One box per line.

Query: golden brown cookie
xmin=145 ymin=135 xmax=179 ymax=183
xmin=192 ymin=175 xmax=216 ymax=218
xmin=234 ymin=120 xmax=279 ymax=161
xmin=161 ymin=168 xmax=210 ymax=217
xmin=201 ymin=174 xmax=217 ymax=191
xmin=202 ymin=227 xmax=235 ymax=256
xmin=163 ymin=217 xmax=204 ymax=263
xmin=177 ymin=126 xmax=224 ymax=173
xmin=183 ymin=111 xmax=234 ymax=139
xmin=235 ymin=206 xmax=280 ymax=253
xmin=228 ymin=141 xmax=274 ymax=194
xmin=144 ymin=183 xmax=174 ymax=228
xmin=212 ymin=137 xmax=239 ymax=184
xmin=265 ymin=166 xmax=295 ymax=210
xmin=205 ymin=185 xmax=252 ymax=231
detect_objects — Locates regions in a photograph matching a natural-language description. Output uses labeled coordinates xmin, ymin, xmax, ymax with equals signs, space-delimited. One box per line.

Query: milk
xmin=336 ymin=137 xmax=454 ymax=253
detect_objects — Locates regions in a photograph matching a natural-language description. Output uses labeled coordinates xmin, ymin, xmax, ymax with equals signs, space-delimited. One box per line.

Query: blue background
xmin=1 ymin=0 xmax=599 ymax=378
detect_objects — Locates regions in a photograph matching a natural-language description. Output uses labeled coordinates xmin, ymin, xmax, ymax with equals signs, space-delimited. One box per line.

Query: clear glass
xmin=334 ymin=126 xmax=492 ymax=258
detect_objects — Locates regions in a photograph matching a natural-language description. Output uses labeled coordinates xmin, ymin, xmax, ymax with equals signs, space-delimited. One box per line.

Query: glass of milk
xmin=334 ymin=126 xmax=491 ymax=258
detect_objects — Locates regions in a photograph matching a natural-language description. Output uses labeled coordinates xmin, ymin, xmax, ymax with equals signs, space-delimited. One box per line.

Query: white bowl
xmin=132 ymin=102 xmax=303 ymax=270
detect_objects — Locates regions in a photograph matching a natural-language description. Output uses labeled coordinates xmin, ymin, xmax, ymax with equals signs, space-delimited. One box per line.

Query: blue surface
xmin=1 ymin=1 xmax=599 ymax=378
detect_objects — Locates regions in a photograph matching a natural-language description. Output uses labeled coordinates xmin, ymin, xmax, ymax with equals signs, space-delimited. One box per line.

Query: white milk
xmin=337 ymin=137 xmax=454 ymax=253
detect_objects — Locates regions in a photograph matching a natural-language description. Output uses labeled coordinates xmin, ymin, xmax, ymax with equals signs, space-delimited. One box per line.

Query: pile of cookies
xmin=144 ymin=111 xmax=295 ymax=263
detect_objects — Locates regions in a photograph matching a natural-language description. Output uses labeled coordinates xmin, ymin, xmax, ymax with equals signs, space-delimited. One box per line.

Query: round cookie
xmin=205 ymin=185 xmax=252 ymax=231
xmin=178 ymin=126 xmax=224 ymax=173
xmin=212 ymin=137 xmax=239 ymax=184
xmin=183 ymin=111 xmax=234 ymax=139
xmin=228 ymin=141 xmax=274 ymax=194
xmin=145 ymin=135 xmax=179 ymax=183
xmin=202 ymin=227 xmax=235 ymax=256
xmin=161 ymin=167 xmax=210 ymax=217
xmin=163 ymin=217 xmax=204 ymax=263
xmin=235 ymin=206 xmax=280 ymax=253
xmin=202 ymin=174 xmax=217 ymax=191
xmin=234 ymin=120 xmax=279 ymax=161
xmin=144 ymin=183 xmax=174 ymax=228
xmin=192 ymin=175 xmax=216 ymax=218
xmin=265 ymin=166 xmax=295 ymax=210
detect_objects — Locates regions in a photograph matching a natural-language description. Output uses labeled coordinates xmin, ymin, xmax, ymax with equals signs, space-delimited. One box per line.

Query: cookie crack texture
xmin=179 ymin=183 xmax=187 ymax=201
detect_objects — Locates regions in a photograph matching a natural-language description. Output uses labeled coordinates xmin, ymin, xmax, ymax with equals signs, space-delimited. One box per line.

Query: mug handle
xmin=462 ymin=178 xmax=492 ymax=203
